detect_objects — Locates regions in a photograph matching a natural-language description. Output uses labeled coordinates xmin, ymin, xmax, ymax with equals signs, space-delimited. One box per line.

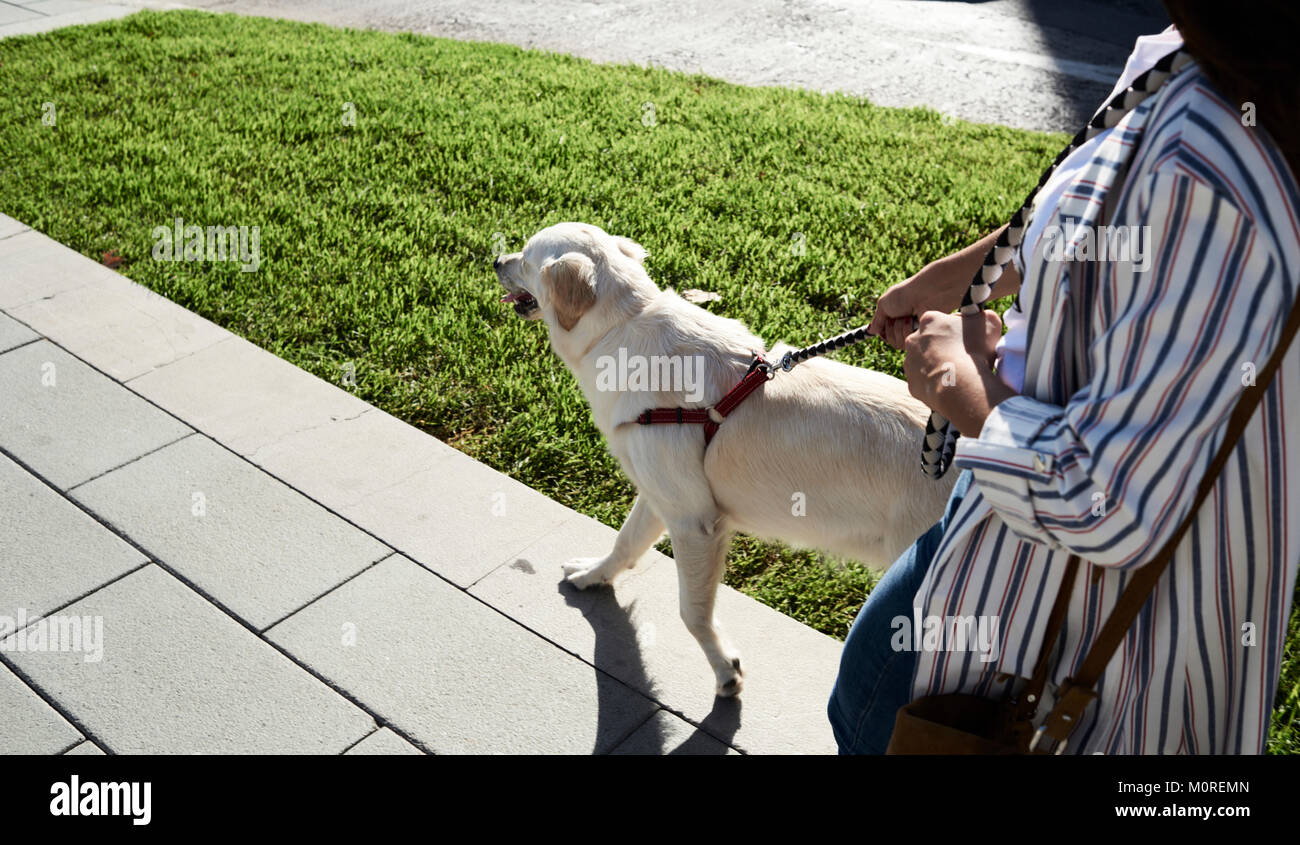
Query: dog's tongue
xmin=500 ymin=291 xmax=524 ymax=303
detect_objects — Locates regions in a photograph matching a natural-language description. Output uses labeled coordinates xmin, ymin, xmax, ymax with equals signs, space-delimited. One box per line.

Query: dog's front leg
xmin=563 ymin=494 xmax=665 ymax=589
xmin=669 ymin=522 xmax=743 ymax=697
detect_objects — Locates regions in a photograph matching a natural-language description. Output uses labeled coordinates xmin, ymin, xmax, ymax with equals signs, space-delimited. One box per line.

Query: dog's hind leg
xmin=669 ymin=520 xmax=743 ymax=697
xmin=563 ymin=494 xmax=665 ymax=589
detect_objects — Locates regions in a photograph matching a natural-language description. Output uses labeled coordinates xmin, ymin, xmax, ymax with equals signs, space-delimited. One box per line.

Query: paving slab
xmin=267 ymin=423 xmax=579 ymax=587
xmin=0 ymin=2 xmax=133 ymax=38
xmin=266 ymin=554 xmax=658 ymax=754
xmin=24 ymin=0 xmax=103 ymax=15
xmin=177 ymin=381 xmax=578 ymax=587
xmin=469 ymin=513 xmax=842 ymax=754
xmin=8 ymin=564 xmax=376 ymax=754
xmin=345 ymin=727 xmax=424 ymax=756
xmin=0 ymin=311 xmax=37 ymax=353
xmin=333 ymin=444 xmax=581 ymax=587
xmin=610 ymin=709 xmax=739 ymax=755
xmin=9 ymin=271 xmax=232 ymax=381
xmin=0 ymin=212 xmax=30 ymax=241
xmin=0 ymin=339 xmax=191 ymax=490
xmin=64 ymin=739 xmax=106 ymax=755
xmin=127 ymin=334 xmax=372 ymax=457
xmin=70 ymin=434 xmax=392 ymax=631
xmin=245 ymin=408 xmax=458 ymax=504
xmin=0 ymin=229 xmax=114 ymax=310
xmin=0 ymin=451 xmax=147 ymax=622
xmin=0 ymin=663 xmax=82 ymax=754
xmin=0 ymin=4 xmax=42 ymax=26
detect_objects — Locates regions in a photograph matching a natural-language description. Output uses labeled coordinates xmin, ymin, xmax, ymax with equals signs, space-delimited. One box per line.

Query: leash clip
xmin=747 ymin=352 xmax=776 ymax=380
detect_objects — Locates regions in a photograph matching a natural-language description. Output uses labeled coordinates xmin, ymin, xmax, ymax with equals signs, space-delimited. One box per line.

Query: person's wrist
xmin=941 ymin=360 xmax=1017 ymax=437
xmin=966 ymin=366 xmax=1018 ymax=436
xmin=921 ymin=257 xmax=968 ymax=313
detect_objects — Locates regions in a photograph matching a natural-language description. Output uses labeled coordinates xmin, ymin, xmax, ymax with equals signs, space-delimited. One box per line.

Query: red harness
xmin=634 ymin=354 xmax=773 ymax=446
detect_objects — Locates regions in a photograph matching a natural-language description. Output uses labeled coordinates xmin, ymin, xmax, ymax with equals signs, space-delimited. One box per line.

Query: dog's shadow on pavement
xmin=558 ymin=581 xmax=740 ymax=755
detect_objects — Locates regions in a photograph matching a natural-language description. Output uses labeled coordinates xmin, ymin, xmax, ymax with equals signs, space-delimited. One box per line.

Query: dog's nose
xmin=493 ymin=255 xmax=502 ymax=270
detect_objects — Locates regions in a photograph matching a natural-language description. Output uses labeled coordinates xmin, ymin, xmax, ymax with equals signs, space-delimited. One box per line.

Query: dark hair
xmin=1161 ymin=1 xmax=1300 ymax=183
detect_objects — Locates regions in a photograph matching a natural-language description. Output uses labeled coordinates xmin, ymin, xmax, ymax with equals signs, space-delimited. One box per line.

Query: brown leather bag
xmin=886 ymin=287 xmax=1300 ymax=756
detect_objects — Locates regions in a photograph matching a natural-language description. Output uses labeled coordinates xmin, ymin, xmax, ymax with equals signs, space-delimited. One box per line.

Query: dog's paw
xmin=562 ymin=557 xmax=614 ymax=590
xmin=715 ymin=656 xmax=744 ymax=698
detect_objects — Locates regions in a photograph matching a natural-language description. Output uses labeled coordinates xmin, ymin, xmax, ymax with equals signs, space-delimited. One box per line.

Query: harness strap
xmin=636 ymin=408 xmax=712 ymax=426
xmin=636 ymin=355 xmax=772 ymax=446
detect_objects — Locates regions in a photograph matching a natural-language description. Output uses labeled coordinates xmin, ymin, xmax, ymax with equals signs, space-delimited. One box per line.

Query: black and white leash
xmin=766 ymin=45 xmax=1194 ymax=479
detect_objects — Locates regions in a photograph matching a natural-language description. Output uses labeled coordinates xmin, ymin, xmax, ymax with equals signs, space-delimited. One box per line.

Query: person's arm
xmin=949 ymin=171 xmax=1285 ymax=568
xmin=869 ymin=225 xmax=1022 ymax=349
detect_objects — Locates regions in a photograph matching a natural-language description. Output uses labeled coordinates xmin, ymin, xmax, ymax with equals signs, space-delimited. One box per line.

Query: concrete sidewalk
xmin=0 ymin=0 xmax=133 ymax=38
xmin=0 ymin=213 xmax=843 ymax=754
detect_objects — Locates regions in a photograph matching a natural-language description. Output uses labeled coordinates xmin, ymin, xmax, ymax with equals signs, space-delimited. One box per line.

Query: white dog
xmin=495 ymin=222 xmax=955 ymax=696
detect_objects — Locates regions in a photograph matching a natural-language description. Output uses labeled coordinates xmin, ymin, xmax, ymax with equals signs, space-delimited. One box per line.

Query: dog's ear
xmin=541 ymin=252 xmax=597 ymax=331
xmin=613 ymin=236 xmax=647 ymax=264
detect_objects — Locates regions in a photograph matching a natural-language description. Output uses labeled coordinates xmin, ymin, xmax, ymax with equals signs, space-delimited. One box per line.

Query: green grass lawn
xmin=0 ymin=8 xmax=1295 ymax=752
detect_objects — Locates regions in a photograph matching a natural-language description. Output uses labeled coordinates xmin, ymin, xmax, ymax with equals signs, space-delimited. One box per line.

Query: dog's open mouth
xmin=500 ymin=289 xmax=539 ymax=317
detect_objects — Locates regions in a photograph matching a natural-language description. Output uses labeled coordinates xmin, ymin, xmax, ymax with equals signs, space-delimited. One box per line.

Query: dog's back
xmin=704 ymin=351 xmax=956 ymax=567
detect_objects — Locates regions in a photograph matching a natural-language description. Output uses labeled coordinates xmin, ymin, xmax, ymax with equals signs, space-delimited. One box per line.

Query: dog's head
xmin=493 ymin=222 xmax=651 ymax=339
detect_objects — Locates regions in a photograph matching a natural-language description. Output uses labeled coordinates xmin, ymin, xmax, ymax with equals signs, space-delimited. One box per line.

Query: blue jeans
xmin=827 ymin=469 xmax=973 ymax=754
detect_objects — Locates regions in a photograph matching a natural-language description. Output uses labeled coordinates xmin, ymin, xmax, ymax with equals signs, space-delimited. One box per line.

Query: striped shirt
xmin=913 ymin=52 xmax=1300 ymax=753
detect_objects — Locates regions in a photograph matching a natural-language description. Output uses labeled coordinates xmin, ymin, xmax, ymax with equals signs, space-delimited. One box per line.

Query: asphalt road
xmin=120 ymin=0 xmax=1171 ymax=133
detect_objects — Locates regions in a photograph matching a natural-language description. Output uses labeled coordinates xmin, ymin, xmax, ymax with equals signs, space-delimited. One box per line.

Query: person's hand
xmin=867 ymin=258 xmax=971 ymax=349
xmin=902 ymin=310 xmax=1016 ymax=436
xmin=869 ymin=225 xmax=1021 ymax=349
